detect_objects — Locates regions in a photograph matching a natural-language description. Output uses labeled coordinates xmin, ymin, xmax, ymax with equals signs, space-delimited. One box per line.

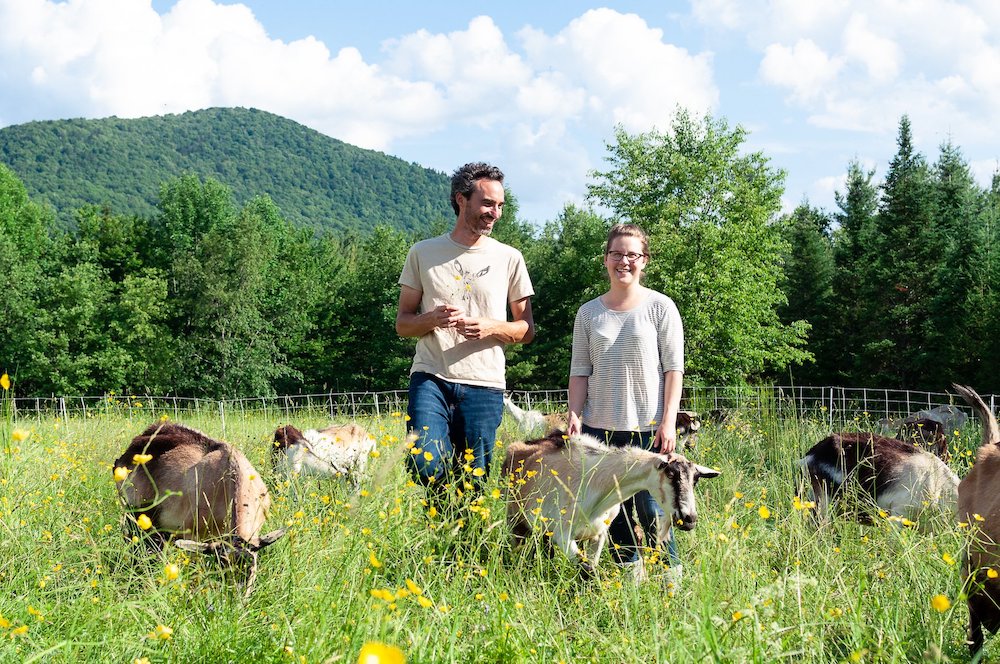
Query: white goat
xmin=952 ymin=383 xmax=1000 ymax=655
xmin=272 ymin=423 xmax=376 ymax=489
xmin=503 ymin=395 xmax=567 ymax=435
xmin=502 ymin=430 xmax=719 ymax=576
xmin=113 ymin=422 xmax=285 ymax=596
xmin=799 ymin=431 xmax=958 ymax=527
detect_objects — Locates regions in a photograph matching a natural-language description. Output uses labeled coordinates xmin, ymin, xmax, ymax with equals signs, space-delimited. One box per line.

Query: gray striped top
xmin=570 ymin=290 xmax=684 ymax=431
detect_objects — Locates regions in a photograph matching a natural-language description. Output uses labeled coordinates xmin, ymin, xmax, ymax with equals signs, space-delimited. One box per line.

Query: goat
xmin=799 ymin=431 xmax=958 ymax=527
xmin=674 ymin=410 xmax=702 ymax=451
xmin=272 ymin=423 xmax=376 ymax=490
xmin=113 ymin=422 xmax=285 ymax=596
xmin=502 ymin=430 xmax=719 ymax=576
xmin=897 ymin=417 xmax=950 ymax=462
xmin=952 ymin=383 xmax=1000 ymax=655
xmin=503 ymin=395 xmax=567 ymax=436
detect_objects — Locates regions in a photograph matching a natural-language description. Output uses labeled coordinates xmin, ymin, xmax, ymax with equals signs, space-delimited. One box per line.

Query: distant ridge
xmin=0 ymin=107 xmax=451 ymax=234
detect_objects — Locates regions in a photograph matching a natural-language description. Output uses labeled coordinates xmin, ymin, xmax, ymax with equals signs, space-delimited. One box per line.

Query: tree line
xmin=1 ymin=111 xmax=997 ymax=398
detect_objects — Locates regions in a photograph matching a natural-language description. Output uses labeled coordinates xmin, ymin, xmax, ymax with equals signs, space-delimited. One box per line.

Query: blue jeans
xmin=582 ymin=425 xmax=680 ymax=566
xmin=406 ymin=372 xmax=504 ymax=489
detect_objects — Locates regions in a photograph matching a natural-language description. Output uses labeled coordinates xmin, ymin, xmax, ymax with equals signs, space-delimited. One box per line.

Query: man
xmin=396 ymin=162 xmax=534 ymax=497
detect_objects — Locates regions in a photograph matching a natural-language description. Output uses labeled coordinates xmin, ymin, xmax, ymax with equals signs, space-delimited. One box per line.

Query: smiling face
xmin=604 ymin=235 xmax=648 ymax=286
xmin=455 ymin=178 xmax=504 ymax=241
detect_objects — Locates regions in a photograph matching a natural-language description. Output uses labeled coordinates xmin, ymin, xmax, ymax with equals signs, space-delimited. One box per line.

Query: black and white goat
xmin=502 ymin=430 xmax=719 ymax=576
xmin=113 ymin=422 xmax=286 ymax=596
xmin=799 ymin=431 xmax=958 ymax=527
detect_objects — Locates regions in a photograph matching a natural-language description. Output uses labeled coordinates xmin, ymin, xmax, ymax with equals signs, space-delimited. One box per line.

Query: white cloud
xmin=759 ymin=39 xmax=842 ymax=102
xmin=841 ymin=13 xmax=901 ymax=82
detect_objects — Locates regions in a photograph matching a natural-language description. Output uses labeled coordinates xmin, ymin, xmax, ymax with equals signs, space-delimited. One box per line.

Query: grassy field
xmin=0 ymin=397 xmax=988 ymax=663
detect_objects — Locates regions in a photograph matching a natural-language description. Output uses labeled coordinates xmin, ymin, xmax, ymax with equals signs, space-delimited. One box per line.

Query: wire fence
xmin=8 ymin=385 xmax=996 ymax=427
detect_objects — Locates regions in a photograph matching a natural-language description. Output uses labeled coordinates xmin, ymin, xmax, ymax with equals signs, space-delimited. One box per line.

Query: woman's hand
xmin=654 ymin=421 xmax=677 ymax=454
xmin=567 ymin=411 xmax=582 ymax=436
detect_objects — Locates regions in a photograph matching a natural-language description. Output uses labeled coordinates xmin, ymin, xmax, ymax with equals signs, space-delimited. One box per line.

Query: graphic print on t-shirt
xmin=453 ymin=260 xmax=490 ymax=314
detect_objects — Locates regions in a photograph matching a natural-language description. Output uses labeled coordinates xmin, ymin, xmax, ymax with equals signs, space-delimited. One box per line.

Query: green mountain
xmin=0 ymin=107 xmax=451 ymax=234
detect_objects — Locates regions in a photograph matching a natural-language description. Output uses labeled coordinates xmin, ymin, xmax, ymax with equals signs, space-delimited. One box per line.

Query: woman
xmin=567 ymin=222 xmax=685 ymax=579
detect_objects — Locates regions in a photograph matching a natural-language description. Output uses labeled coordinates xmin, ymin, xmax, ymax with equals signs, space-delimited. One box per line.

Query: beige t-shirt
xmin=399 ymin=233 xmax=534 ymax=389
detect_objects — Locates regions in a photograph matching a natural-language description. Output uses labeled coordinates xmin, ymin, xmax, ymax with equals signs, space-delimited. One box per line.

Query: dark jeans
xmin=582 ymin=425 xmax=680 ymax=566
xmin=406 ymin=372 xmax=504 ymax=489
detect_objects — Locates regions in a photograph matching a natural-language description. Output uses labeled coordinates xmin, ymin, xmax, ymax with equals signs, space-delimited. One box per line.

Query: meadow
xmin=0 ymin=395 xmax=988 ymax=664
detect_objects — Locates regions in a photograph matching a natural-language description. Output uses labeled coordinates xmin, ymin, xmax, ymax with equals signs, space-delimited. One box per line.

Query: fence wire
xmin=8 ymin=386 xmax=996 ymax=428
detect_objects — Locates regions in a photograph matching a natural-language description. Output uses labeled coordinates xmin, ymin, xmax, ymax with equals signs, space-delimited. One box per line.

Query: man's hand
xmin=431 ymin=304 xmax=464 ymax=329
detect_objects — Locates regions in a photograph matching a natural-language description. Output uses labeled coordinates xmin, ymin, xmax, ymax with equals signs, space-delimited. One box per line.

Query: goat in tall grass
xmin=953 ymin=383 xmax=1000 ymax=655
xmin=113 ymin=422 xmax=285 ymax=596
xmin=502 ymin=431 xmax=719 ymax=576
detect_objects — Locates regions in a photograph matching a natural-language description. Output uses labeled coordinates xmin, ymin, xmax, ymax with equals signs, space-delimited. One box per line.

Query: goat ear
xmin=695 ymin=465 xmax=721 ymax=479
xmin=174 ymin=539 xmax=212 ymax=554
xmin=253 ymin=528 xmax=287 ymax=550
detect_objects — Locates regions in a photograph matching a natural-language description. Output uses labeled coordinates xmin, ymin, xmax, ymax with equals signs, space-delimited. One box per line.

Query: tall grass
xmin=0 ymin=402 xmax=985 ymax=663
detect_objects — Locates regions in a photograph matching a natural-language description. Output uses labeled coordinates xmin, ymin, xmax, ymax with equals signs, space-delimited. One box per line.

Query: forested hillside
xmin=0 ymin=110 xmax=997 ymax=398
xmin=0 ymin=107 xmax=451 ymax=234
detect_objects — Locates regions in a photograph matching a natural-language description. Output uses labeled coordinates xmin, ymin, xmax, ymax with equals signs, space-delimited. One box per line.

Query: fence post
xmin=219 ymin=400 xmax=226 ymax=434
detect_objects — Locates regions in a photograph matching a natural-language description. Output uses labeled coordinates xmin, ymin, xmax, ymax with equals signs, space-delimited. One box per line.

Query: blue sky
xmin=2 ymin=0 xmax=1000 ymax=225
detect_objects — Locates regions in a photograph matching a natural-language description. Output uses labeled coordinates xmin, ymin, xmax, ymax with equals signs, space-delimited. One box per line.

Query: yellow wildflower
xmin=132 ymin=453 xmax=153 ymax=465
xmin=357 ymin=641 xmax=405 ymax=664
xmin=732 ymin=611 xmax=744 ymax=622
xmin=369 ymin=551 xmax=382 ymax=569
xmin=164 ymin=563 xmax=180 ymax=580
xmin=148 ymin=624 xmax=173 ymax=640
xmin=11 ymin=429 xmax=28 ymax=443
xmin=417 ymin=595 xmax=434 ymax=608
xmin=113 ymin=466 xmax=130 ymax=482
xmin=472 ymin=467 xmax=485 ymax=477
xmin=930 ymin=594 xmax=951 ymax=612
xmin=942 ymin=553 xmax=956 ymax=566
xmin=11 ymin=625 xmax=27 ymax=636
xmin=405 ymin=579 xmax=422 ymax=596
xmin=136 ymin=514 xmax=153 ymax=530
xmin=758 ymin=505 xmax=771 ymax=519
xmin=0 ymin=373 xmax=9 ymax=390
xmin=989 ymin=569 xmax=999 ymax=580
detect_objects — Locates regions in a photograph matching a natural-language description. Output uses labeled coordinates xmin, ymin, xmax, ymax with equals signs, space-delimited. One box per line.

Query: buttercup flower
xmin=0 ymin=373 xmax=9 ymax=390
xmin=113 ymin=466 xmax=130 ymax=482
xmin=147 ymin=624 xmax=173 ymax=640
xmin=358 ymin=641 xmax=405 ymax=664
xmin=931 ymin=594 xmax=951 ymax=612
xmin=11 ymin=429 xmax=28 ymax=443
xmin=133 ymin=453 xmax=153 ymax=465
xmin=136 ymin=514 xmax=153 ymax=530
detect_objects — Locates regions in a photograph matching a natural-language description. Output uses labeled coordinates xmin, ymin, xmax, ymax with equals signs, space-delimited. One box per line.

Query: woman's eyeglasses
xmin=606 ymin=251 xmax=646 ymax=262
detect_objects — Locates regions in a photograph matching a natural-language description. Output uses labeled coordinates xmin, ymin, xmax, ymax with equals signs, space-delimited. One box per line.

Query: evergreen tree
xmin=778 ymin=203 xmax=835 ymax=383
xmin=870 ymin=116 xmax=940 ymax=388
xmin=830 ymin=159 xmax=879 ymax=383
xmin=930 ymin=140 xmax=982 ymax=385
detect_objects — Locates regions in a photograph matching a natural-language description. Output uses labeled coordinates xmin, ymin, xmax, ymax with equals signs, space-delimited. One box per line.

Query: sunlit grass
xmin=0 ymin=404 xmax=988 ymax=662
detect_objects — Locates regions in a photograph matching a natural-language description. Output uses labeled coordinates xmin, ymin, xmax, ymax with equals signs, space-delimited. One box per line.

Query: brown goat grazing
xmin=800 ymin=431 xmax=958 ymax=527
xmin=113 ymin=422 xmax=285 ymax=594
xmin=502 ymin=431 xmax=719 ymax=576
xmin=952 ymin=383 xmax=1000 ymax=655
xmin=272 ymin=423 xmax=376 ymax=489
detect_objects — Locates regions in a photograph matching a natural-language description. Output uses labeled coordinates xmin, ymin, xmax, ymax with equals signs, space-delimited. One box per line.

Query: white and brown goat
xmin=272 ymin=423 xmax=376 ymax=489
xmin=502 ymin=431 xmax=719 ymax=576
xmin=799 ymin=431 xmax=958 ymax=527
xmin=113 ymin=422 xmax=285 ymax=595
xmin=952 ymin=383 xmax=1000 ymax=655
